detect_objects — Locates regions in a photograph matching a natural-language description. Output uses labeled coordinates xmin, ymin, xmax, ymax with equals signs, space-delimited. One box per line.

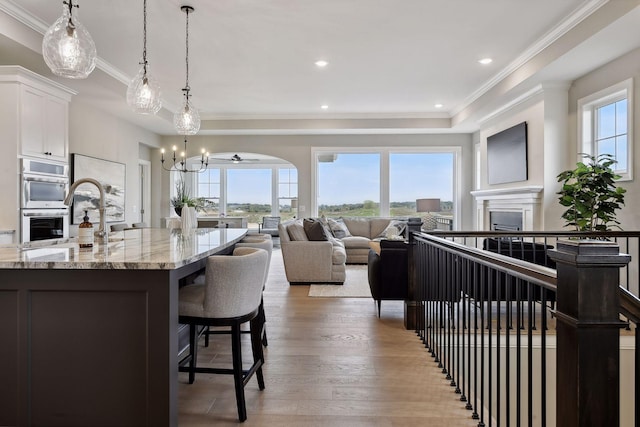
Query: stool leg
xmin=188 ymin=323 xmax=198 ymax=384
xmin=231 ymin=323 xmax=247 ymax=422
xmin=250 ymin=317 xmax=266 ymax=390
xmin=258 ymin=298 xmax=268 ymax=347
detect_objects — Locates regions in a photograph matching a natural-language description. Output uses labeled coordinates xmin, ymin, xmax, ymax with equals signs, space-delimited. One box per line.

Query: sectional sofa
xmin=278 ymin=217 xmax=409 ymax=285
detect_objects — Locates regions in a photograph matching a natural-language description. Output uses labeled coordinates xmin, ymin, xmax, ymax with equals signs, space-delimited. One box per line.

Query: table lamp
xmin=416 ymin=198 xmax=440 ymax=230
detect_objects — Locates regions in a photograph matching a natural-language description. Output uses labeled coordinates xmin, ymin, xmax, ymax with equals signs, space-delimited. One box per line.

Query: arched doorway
xmin=180 ymin=152 xmax=297 ymax=229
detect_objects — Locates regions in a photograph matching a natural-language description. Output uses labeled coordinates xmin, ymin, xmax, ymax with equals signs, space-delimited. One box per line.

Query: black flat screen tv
xmin=487 ymin=121 xmax=528 ymax=185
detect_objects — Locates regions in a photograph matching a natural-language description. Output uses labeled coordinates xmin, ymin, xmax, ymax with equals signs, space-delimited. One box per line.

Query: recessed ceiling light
xmin=434 ymin=103 xmax=444 ymax=108
xmin=315 ymin=60 xmax=328 ymax=68
xmin=320 ymin=105 xmax=329 ymax=110
xmin=478 ymin=58 xmax=493 ymax=65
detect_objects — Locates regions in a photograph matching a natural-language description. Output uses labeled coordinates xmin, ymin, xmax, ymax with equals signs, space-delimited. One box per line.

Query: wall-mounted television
xmin=487 ymin=121 xmax=528 ymax=185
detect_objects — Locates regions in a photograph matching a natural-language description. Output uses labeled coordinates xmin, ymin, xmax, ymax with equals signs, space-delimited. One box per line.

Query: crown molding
xmin=450 ymin=0 xmax=609 ymax=117
xmin=0 ymin=0 xmax=133 ymax=86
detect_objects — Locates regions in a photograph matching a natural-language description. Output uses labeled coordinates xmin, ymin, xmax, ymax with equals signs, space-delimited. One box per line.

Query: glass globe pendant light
xmin=42 ymin=0 xmax=96 ymax=79
xmin=127 ymin=0 xmax=162 ymax=114
xmin=173 ymin=5 xmax=200 ymax=135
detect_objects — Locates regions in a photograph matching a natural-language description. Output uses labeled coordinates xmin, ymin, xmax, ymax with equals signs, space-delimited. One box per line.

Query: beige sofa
xmin=278 ymin=220 xmax=347 ymax=285
xmin=278 ymin=217 xmax=407 ymax=285
xmin=339 ymin=217 xmax=404 ymax=263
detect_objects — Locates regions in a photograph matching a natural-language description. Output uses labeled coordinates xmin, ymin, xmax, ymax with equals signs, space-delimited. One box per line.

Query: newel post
xmin=405 ymin=217 xmax=423 ymax=330
xmin=548 ymin=240 xmax=630 ymax=427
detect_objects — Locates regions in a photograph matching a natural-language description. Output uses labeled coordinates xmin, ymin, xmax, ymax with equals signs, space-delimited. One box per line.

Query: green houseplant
xmin=556 ymin=153 xmax=626 ymax=231
xmin=171 ymin=179 xmax=203 ymax=216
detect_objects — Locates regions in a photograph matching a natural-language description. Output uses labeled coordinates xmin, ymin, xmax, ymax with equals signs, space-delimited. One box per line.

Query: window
xmin=278 ymin=168 xmax=298 ymax=220
xmin=227 ymin=169 xmax=272 ymax=220
xmin=197 ymin=168 xmax=220 ymax=215
xmin=389 ymin=152 xmax=453 ymax=219
xmin=578 ymin=78 xmax=633 ymax=180
xmin=317 ymin=152 xmax=381 ymax=217
xmin=313 ymin=148 xmax=459 ymax=228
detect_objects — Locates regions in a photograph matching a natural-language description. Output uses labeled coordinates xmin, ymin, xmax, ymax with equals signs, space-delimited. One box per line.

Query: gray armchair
xmin=258 ymin=216 xmax=280 ymax=236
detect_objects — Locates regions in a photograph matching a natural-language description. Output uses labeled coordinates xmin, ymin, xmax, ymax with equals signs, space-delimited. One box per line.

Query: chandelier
xmin=126 ymin=0 xmax=162 ymax=114
xmin=173 ymin=5 xmax=201 ymax=135
xmin=42 ymin=0 xmax=97 ymax=79
xmin=161 ymin=137 xmax=209 ymax=173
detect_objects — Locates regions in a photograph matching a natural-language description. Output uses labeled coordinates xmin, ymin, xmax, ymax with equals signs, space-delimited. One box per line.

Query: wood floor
xmin=178 ymin=247 xmax=477 ymax=426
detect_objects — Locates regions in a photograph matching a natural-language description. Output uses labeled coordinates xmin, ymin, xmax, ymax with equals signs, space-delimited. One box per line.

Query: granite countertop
xmin=0 ymin=227 xmax=247 ymax=270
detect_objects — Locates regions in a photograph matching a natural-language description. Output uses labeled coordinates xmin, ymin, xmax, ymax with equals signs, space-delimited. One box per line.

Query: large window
xmin=317 ymin=153 xmax=381 ymax=217
xmin=197 ymin=168 xmax=220 ymax=215
xmin=227 ymin=169 xmax=272 ymax=219
xmin=314 ymin=148 xmax=458 ymax=228
xmin=190 ymin=157 xmax=298 ymax=226
xmin=389 ymin=152 xmax=453 ymax=213
xmin=578 ymin=78 xmax=633 ymax=180
xmin=278 ymin=168 xmax=298 ymax=220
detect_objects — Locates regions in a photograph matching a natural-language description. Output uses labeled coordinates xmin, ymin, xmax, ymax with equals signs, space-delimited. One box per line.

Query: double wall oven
xmin=21 ymin=158 xmax=70 ymax=243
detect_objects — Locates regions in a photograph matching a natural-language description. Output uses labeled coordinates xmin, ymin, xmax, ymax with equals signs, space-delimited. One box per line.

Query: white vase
xmin=181 ymin=206 xmax=197 ymax=231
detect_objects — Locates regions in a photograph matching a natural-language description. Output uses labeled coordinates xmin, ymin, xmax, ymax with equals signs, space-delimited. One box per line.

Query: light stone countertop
xmin=0 ymin=227 xmax=247 ymax=270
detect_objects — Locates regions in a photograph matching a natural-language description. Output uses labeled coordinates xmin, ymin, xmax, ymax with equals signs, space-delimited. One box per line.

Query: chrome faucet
xmin=64 ymin=178 xmax=108 ymax=244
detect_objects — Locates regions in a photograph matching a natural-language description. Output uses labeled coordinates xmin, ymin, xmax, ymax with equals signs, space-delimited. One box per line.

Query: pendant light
xmin=42 ymin=0 xmax=96 ymax=79
xmin=127 ymin=0 xmax=162 ymax=114
xmin=173 ymin=5 xmax=201 ymax=135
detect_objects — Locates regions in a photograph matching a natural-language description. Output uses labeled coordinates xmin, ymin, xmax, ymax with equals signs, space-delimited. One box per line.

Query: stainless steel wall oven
xmin=21 ymin=158 xmax=69 ymax=209
xmin=21 ymin=209 xmax=69 ymax=242
xmin=20 ymin=158 xmax=70 ymax=242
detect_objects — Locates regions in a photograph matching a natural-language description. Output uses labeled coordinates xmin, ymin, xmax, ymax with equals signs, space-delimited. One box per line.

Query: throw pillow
xmin=327 ymin=218 xmax=352 ymax=239
xmin=376 ymin=220 xmax=407 ymax=240
xmin=303 ymin=218 xmax=329 ymax=241
xmin=287 ymin=221 xmax=308 ymax=241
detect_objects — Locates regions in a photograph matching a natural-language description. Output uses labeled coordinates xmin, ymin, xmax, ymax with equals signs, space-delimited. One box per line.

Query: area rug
xmin=308 ymin=265 xmax=372 ymax=298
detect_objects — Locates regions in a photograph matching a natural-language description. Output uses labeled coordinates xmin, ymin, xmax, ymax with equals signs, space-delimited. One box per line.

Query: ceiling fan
xmin=209 ymin=154 xmax=260 ymax=164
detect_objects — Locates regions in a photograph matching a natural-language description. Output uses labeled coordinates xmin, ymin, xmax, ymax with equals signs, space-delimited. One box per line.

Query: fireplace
xmin=490 ymin=211 xmax=523 ymax=231
xmin=470 ymin=186 xmax=543 ymax=231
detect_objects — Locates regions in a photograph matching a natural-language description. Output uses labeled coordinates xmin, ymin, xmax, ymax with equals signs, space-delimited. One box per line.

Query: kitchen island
xmin=0 ymin=227 xmax=247 ymax=427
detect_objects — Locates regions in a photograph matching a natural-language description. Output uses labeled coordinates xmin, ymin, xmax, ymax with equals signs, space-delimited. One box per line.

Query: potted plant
xmin=171 ymin=179 xmax=202 ymax=216
xmin=556 ymin=153 xmax=626 ymax=231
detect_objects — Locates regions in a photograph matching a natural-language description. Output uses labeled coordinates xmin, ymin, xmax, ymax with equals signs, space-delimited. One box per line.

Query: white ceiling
xmin=1 ymin=0 xmax=639 ymax=135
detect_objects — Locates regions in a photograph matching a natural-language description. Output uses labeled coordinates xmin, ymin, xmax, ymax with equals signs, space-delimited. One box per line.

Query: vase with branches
xmin=171 ymin=179 xmax=204 ymax=216
xmin=556 ymin=153 xmax=626 ymax=231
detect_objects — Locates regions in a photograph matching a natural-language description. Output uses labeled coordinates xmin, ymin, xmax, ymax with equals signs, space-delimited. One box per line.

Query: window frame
xmin=311 ymin=146 xmax=461 ymax=228
xmin=193 ymin=163 xmax=297 ymax=218
xmin=577 ymin=78 xmax=633 ymax=181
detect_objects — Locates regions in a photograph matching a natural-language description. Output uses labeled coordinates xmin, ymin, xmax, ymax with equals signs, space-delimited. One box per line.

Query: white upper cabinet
xmin=20 ymin=85 xmax=69 ymax=161
xmin=0 ymin=66 xmax=75 ymax=163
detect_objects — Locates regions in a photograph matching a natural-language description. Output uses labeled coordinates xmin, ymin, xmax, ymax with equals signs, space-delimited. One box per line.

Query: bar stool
xmin=178 ymin=247 xmax=268 ymax=422
xmin=235 ymin=236 xmax=273 ymax=347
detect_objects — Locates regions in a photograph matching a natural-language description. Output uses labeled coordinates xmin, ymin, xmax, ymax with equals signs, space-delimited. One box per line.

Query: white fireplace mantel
xmin=470 ymin=185 xmax=543 ymax=230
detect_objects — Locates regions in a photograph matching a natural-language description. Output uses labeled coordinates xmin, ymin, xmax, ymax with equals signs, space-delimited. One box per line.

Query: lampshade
xmin=416 ymin=198 xmax=441 ymax=212
xmin=127 ymin=64 xmax=162 ymax=114
xmin=173 ymin=5 xmax=200 ymax=135
xmin=174 ymin=98 xmax=200 ymax=134
xmin=127 ymin=0 xmax=162 ymax=114
xmin=42 ymin=0 xmax=96 ymax=79
xmin=291 ymin=199 xmax=298 ymax=209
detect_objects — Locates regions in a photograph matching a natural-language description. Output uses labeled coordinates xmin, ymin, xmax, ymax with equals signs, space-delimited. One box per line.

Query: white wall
xmin=68 ymin=100 xmax=161 ymax=231
xmin=476 ymin=48 xmax=640 ymax=231
xmin=569 ymin=47 xmax=640 ymax=231
xmin=157 ymin=133 xmax=475 ymax=230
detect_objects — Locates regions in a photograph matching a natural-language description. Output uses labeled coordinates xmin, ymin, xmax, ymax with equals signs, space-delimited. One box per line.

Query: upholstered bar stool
xmin=178 ymin=247 xmax=268 ymax=422
xmin=235 ymin=236 xmax=273 ymax=347
xmin=110 ymin=223 xmax=130 ymax=232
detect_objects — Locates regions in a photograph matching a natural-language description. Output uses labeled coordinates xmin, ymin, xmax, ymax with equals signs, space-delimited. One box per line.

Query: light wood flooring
xmin=178 ymin=247 xmax=477 ymax=426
